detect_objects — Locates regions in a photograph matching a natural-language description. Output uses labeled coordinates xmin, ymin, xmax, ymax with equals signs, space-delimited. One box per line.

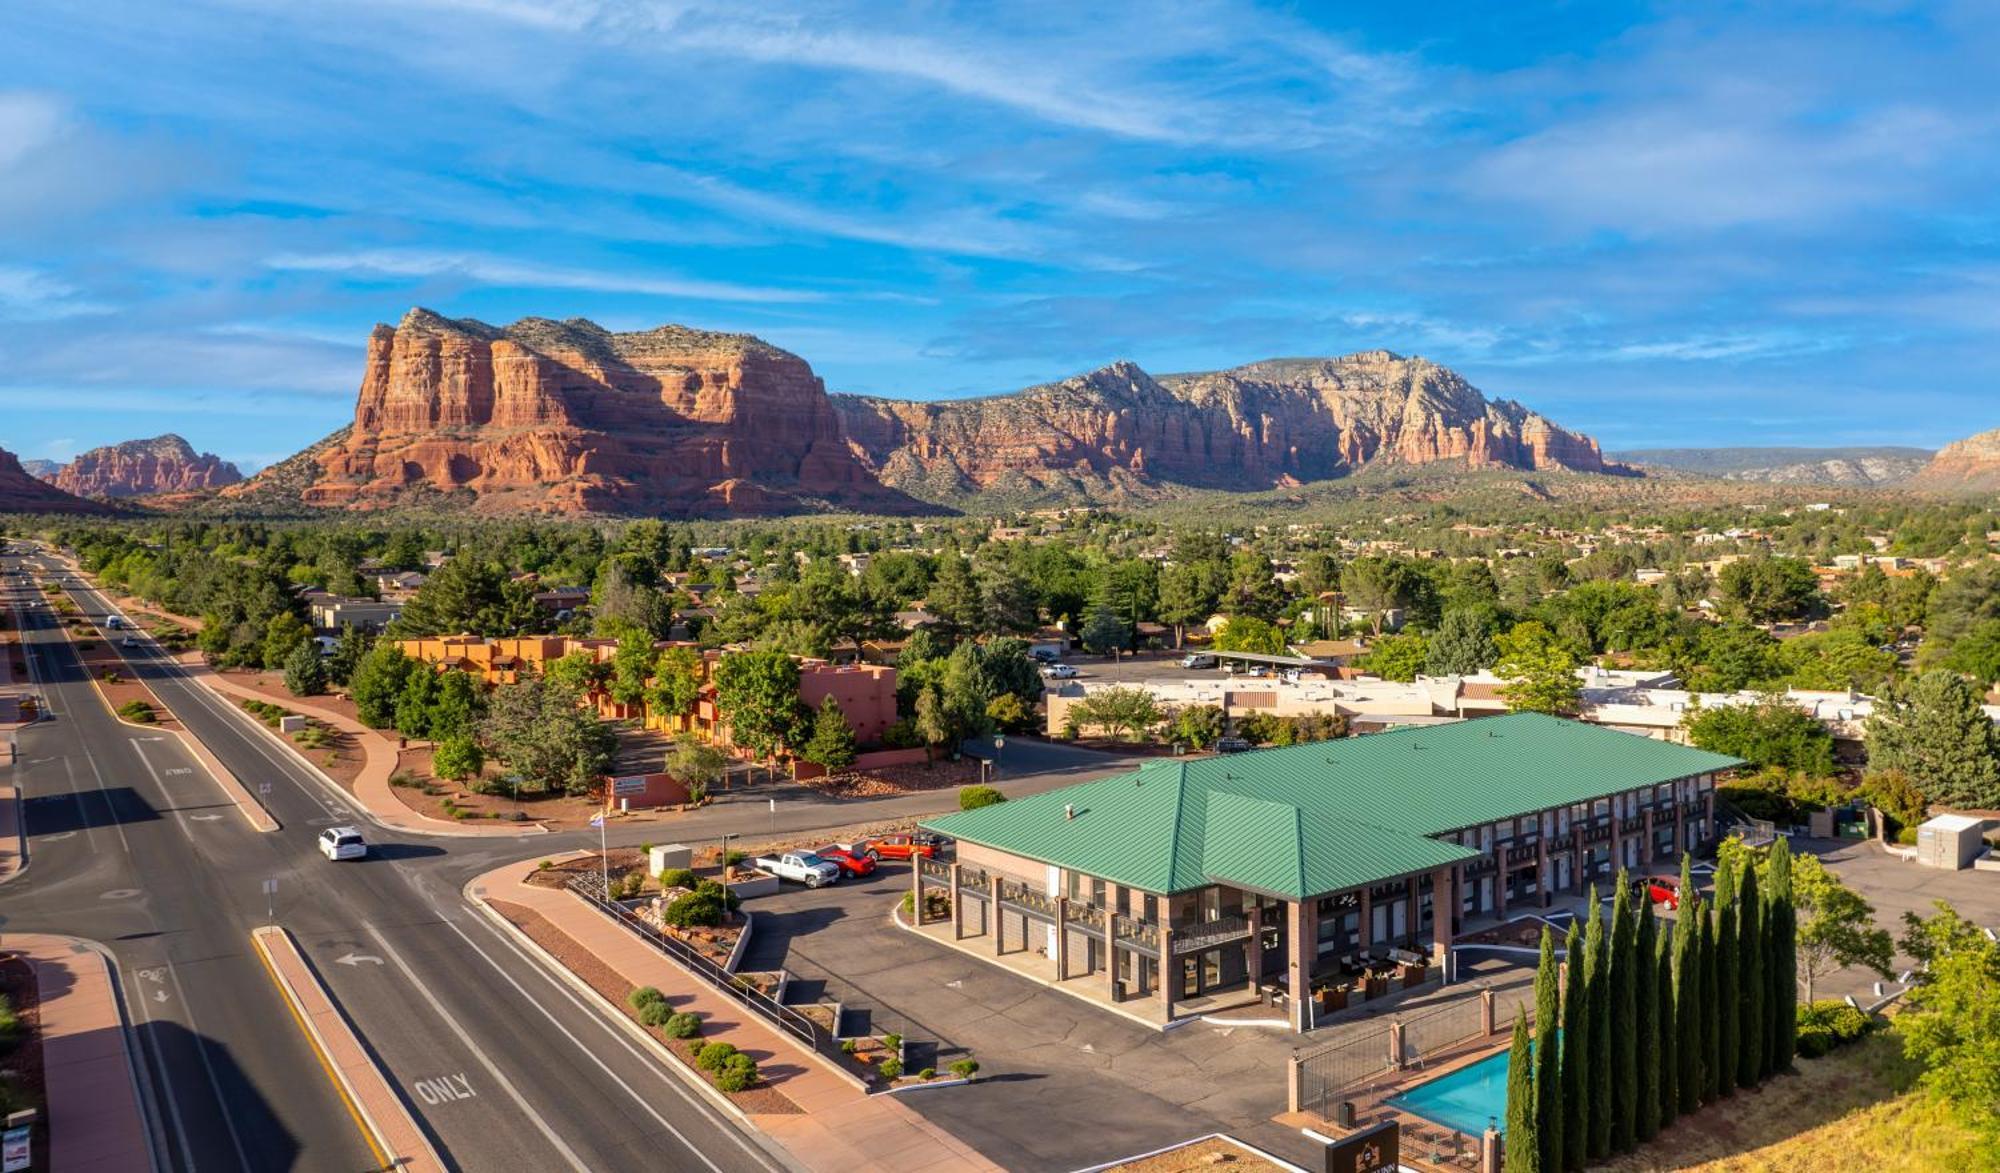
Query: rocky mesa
xmin=832 ymin=350 xmax=1621 ymax=503
xmin=0 ymin=447 xmax=117 ymax=514
xmin=51 ymin=434 xmax=243 ymax=499
xmin=1907 ymin=426 xmax=2000 ymax=495
xmin=226 ymin=309 xmax=925 ymax=517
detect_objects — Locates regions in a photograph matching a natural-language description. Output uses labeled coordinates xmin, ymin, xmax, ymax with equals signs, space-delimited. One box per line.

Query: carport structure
xmin=912 ymin=713 xmax=1737 ymax=1031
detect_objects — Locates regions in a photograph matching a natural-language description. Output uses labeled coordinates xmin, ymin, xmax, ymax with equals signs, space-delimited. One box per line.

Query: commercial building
xmin=309 ymin=596 xmax=404 ymax=633
xmin=914 ymin=714 xmax=1736 ymax=1031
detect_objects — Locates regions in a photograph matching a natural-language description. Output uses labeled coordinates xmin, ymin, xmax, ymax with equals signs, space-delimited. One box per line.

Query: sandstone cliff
xmin=228 ymin=309 xmax=923 ymax=517
xmin=0 ymin=448 xmax=116 ymax=514
xmin=1908 ymin=427 xmax=2000 ymax=494
xmin=1611 ymin=446 xmax=1931 ymax=486
xmin=832 ymin=350 xmax=1620 ymax=503
xmin=51 ymin=434 xmax=242 ymax=499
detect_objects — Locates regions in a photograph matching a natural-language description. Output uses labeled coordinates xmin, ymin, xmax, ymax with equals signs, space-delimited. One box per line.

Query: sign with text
xmin=611 ymin=775 xmax=648 ymax=796
xmin=3 ymin=1125 xmax=30 ymax=1172
xmin=1321 ymin=1119 xmax=1398 ymax=1173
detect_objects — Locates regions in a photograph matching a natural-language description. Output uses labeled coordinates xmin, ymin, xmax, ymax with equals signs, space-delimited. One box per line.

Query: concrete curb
xmin=14 ymin=934 xmax=164 ymax=1173
xmin=182 ymin=662 xmax=550 ymax=840
xmin=0 ymin=786 xmax=25 ymax=886
xmin=1069 ymin=1132 xmax=1311 ymax=1173
xmin=250 ymin=925 xmax=447 ymax=1173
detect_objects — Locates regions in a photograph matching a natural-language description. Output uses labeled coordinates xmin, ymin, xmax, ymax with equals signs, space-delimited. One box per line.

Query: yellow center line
xmin=250 ymin=932 xmax=395 ymax=1173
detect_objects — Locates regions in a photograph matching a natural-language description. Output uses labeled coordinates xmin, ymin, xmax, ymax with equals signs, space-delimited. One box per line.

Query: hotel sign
xmin=1321 ymin=1119 xmax=1398 ymax=1173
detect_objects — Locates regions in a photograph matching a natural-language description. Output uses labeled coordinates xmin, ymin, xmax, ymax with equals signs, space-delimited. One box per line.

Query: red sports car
xmin=1637 ymin=874 xmax=1681 ymax=909
xmin=815 ymin=845 xmax=879 ymax=877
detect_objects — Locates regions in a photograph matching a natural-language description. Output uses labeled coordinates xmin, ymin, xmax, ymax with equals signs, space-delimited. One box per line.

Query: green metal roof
xmin=923 ymin=713 xmax=1741 ymax=900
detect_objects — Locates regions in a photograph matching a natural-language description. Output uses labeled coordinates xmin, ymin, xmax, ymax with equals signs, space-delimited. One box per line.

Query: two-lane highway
xmin=3 ymin=549 xmax=790 ymax=1172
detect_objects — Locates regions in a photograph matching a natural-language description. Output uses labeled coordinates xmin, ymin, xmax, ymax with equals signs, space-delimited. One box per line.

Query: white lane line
xmin=439 ymin=912 xmax=773 ymax=1173
xmin=55 ymin=755 xmax=100 ymax=852
xmin=73 ymin=734 xmax=134 ymax=857
xmin=358 ymin=923 xmax=593 ymax=1173
xmin=127 ymin=969 xmax=197 ymax=1173
xmin=164 ymin=963 xmax=255 ymax=1173
xmin=129 ymin=740 xmax=200 ymax=845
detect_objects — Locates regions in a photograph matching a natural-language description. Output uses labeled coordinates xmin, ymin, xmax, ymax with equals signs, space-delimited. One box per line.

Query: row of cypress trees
xmin=1503 ymin=841 xmax=1798 ymax=1171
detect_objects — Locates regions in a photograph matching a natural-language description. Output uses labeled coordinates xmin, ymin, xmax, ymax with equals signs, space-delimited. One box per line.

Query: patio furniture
xmin=1362 ymin=973 xmax=1389 ymax=999
xmin=1317 ymin=983 xmax=1348 ymax=1013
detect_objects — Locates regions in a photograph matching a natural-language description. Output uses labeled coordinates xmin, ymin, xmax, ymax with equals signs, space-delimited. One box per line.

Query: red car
xmin=815 ymin=845 xmax=879 ymax=877
xmin=1637 ymin=874 xmax=1681 ymax=909
xmin=850 ymin=833 xmax=949 ymax=862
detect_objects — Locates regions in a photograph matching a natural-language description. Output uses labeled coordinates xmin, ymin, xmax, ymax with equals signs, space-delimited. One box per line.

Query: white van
xmin=1179 ymin=653 xmax=1217 ymax=669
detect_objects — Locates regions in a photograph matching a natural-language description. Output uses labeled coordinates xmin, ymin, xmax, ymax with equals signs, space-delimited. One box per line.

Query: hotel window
xmin=1496 ymin=818 xmax=1515 ymax=844
xmin=1142 ymin=895 xmax=1159 ymax=924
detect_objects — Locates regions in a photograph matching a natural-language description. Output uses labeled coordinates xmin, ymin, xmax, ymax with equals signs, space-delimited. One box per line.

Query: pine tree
xmin=1560 ymin=919 xmax=1588 ymax=1172
xmin=1534 ymin=927 xmax=1564 ymax=1173
xmin=1657 ymin=935 xmax=1679 ymax=1131
xmin=1737 ymin=864 xmax=1765 ymax=1088
xmin=1635 ymin=900 xmax=1660 ymax=1142
xmin=1699 ymin=906 xmax=1720 ymax=1101
xmin=1584 ymin=888 xmax=1611 ymax=1160
xmin=1714 ymin=858 xmax=1740 ymax=1097
xmin=1609 ymin=875 xmax=1638 ymax=1153
xmin=282 ymin=638 xmax=327 ymax=696
xmin=1505 ymin=1009 xmax=1540 ymax=1173
xmin=1673 ymin=864 xmax=1703 ymax=1113
xmin=800 ymin=695 xmax=858 ymax=771
xmin=1768 ymin=837 xmax=1797 ymax=1072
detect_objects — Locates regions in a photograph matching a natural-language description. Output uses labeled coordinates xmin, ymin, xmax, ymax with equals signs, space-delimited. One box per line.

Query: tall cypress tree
xmin=1656 ymin=921 xmax=1679 ymax=1133
xmin=1673 ymin=873 xmax=1702 ymax=1113
xmin=1609 ymin=874 xmax=1638 ymax=1153
xmin=1714 ymin=858 xmax=1739 ymax=1097
xmin=1768 ymin=838 xmax=1797 ymax=1072
xmin=1634 ymin=898 xmax=1659 ymax=1142
xmin=1737 ymin=863 xmax=1765 ymax=1089
xmin=1698 ymin=906 xmax=1720 ymax=1102
xmin=1584 ymin=888 xmax=1611 ymax=1161
xmin=1505 ymin=1009 xmax=1540 ymax=1173
xmin=1534 ymin=926 xmax=1564 ymax=1173
xmin=1560 ymin=919 xmax=1588 ymax=1173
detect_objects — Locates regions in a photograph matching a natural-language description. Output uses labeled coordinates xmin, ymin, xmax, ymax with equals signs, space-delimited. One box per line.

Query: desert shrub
xmin=537 ymin=859 xmax=552 ymax=870
xmin=117 ymin=700 xmax=155 ymax=723
xmin=959 ymin=784 xmax=1005 ymax=811
xmin=637 ymin=1000 xmax=675 ymax=1028
xmin=715 ymin=1054 xmax=758 ymax=1093
xmin=389 ymin=769 xmax=419 ymax=789
xmin=695 ymin=1041 xmax=738 ymax=1072
xmin=1895 ymin=826 xmax=1919 ymax=845
xmin=724 ymin=849 xmax=747 ymax=867
xmin=949 ymin=1058 xmax=979 ymax=1079
xmin=627 ymin=986 xmax=666 ymax=1011
xmin=882 ymin=1032 xmax=903 ymax=1054
xmin=840 ymin=1039 xmax=857 ymax=1055
xmin=662 ymin=1012 xmax=702 ymax=1040
xmin=917 ymin=1067 xmax=935 ymax=1080
xmin=657 ymin=867 xmax=698 ymax=891
xmin=1796 ymin=1000 xmax=1874 ymax=1058
xmin=660 ymin=887 xmax=727 ymax=928
xmin=877 ymin=1057 xmax=903 ymax=1080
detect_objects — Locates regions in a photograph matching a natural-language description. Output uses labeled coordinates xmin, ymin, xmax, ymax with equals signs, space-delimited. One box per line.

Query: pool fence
xmin=1289 ymin=976 xmax=1536 ymax=1119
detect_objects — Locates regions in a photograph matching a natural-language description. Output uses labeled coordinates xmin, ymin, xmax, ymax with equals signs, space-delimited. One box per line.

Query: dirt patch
xmin=1102 ymin=1136 xmax=1289 ymax=1172
xmin=487 ymin=898 xmax=799 ymax=1115
xmin=73 ymin=623 xmax=184 ymax=732
xmin=798 ymin=758 xmax=981 ymax=799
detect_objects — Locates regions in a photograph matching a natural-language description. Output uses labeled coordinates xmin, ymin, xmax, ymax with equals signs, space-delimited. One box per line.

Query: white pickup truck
xmin=752 ymin=851 xmax=841 ymax=888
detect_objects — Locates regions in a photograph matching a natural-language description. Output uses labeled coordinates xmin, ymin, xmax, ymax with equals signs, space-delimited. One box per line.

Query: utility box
xmin=279 ymin=715 xmax=308 ymax=734
xmin=649 ymin=843 xmax=692 ymax=875
xmin=1916 ymin=814 xmax=1986 ymax=870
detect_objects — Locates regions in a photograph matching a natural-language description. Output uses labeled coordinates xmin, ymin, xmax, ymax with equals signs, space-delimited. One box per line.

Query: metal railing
xmin=916 ymin=856 xmax=951 ymax=882
xmin=998 ymin=879 xmax=1058 ymax=919
xmin=568 ymin=876 xmax=848 ymax=1069
xmin=1172 ymin=914 xmax=1253 ymax=955
xmin=957 ymin=866 xmax=991 ymax=894
xmin=1293 ymin=975 xmax=1536 ymax=1119
xmin=1112 ymin=914 xmax=1160 ymax=953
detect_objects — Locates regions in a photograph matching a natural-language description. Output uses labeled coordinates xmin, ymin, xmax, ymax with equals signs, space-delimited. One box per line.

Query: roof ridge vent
xmin=1064 ymin=803 xmax=1075 ymax=821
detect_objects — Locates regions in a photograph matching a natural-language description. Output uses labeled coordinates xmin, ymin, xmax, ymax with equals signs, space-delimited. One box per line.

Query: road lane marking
xmin=358 ymin=923 xmax=593 ymax=1173
xmin=334 ymin=953 xmax=385 ymax=967
xmin=127 ymin=969 xmax=197 ymax=1172
xmin=411 ymin=1074 xmax=476 ymax=1105
xmin=250 ymin=929 xmax=397 ymax=1173
xmin=164 ymin=962 xmax=256 ymax=1173
xmin=435 ymin=914 xmax=768 ymax=1173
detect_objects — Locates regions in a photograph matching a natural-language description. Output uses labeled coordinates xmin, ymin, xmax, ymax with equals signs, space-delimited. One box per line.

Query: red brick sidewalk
xmin=470 ymin=859 xmax=1001 ymax=1172
xmin=11 ymin=935 xmax=154 ymax=1172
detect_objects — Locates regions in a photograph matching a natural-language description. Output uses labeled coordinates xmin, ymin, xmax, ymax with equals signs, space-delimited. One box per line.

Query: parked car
xmin=1215 ymin=736 xmax=1252 ymax=754
xmin=318 ymin=826 xmax=368 ymax=861
xmin=814 ymin=845 xmax=878 ymax=877
xmin=1243 ymin=664 xmax=1271 ymax=678
xmin=1040 ymin=663 xmax=1078 ymax=679
xmin=1637 ymin=874 xmax=1681 ymax=909
xmin=848 ymin=832 xmax=949 ymax=862
xmin=1179 ymin=653 xmax=1217 ymax=669
xmin=121 ymin=636 xmax=138 ymax=648
xmin=1029 ymin=648 xmax=1060 ymax=664
xmin=752 ymin=852 xmax=841 ymax=888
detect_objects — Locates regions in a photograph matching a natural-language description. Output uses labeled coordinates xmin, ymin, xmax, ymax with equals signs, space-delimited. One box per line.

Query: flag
xmin=589 ymin=813 xmax=606 ymax=829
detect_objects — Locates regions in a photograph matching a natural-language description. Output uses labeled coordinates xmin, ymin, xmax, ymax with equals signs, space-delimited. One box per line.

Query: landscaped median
xmin=467 ymin=856 xmax=1002 ymax=1173
xmin=249 ymin=925 xmax=446 ymax=1173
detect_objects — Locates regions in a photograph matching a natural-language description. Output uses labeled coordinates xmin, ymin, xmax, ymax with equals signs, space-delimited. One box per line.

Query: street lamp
xmin=992 ymin=736 xmax=1005 ymax=782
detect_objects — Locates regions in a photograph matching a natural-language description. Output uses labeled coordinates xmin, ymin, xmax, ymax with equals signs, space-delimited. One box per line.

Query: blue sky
xmin=3 ymin=1 xmax=1997 ymax=470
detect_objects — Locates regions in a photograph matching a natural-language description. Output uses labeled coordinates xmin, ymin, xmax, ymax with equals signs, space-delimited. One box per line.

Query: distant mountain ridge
xmin=0 ymin=447 xmax=116 ymax=514
xmin=218 ymin=309 xmax=1624 ymax=517
xmin=1908 ymin=427 xmax=2000 ymax=494
xmin=50 ymin=434 xmax=243 ymax=499
xmin=1610 ymin=446 xmax=1932 ymax=486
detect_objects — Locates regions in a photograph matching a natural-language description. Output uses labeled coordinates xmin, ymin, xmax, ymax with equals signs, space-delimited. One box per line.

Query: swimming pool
xmin=1384 ymin=1046 xmax=1515 ymax=1138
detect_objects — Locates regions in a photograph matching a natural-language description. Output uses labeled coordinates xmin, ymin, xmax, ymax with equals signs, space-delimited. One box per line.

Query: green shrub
xmin=1894 ymin=826 xmax=1919 ymax=846
xmin=917 ymin=1067 xmax=935 ymax=1080
xmin=715 ymin=1055 xmax=758 ymax=1093
xmin=881 ymin=1033 xmax=903 ymax=1054
xmin=389 ymin=769 xmax=419 ymax=789
xmin=840 ymin=1039 xmax=857 ymax=1055
xmin=959 ymin=784 xmax=1005 ymax=811
xmin=724 ymin=850 xmax=747 ymax=867
xmin=695 ymin=1041 xmax=738 ymax=1072
xmin=658 ymin=867 xmax=698 ymax=891
xmin=536 ymin=859 xmax=552 ymax=871
xmin=948 ymin=1058 xmax=979 ymax=1079
xmin=627 ymin=986 xmax=666 ymax=1011
xmin=117 ymin=700 xmax=155 ymax=723
xmin=661 ymin=889 xmax=728 ymax=928
xmin=663 ymin=1012 xmax=702 ymax=1040
xmin=1796 ymin=999 xmax=1873 ymax=1058
xmin=877 ymin=1057 xmax=903 ymax=1080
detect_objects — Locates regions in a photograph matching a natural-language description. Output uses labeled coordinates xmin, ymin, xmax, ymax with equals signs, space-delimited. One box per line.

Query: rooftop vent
xmin=1064 ymin=803 xmax=1075 ymax=821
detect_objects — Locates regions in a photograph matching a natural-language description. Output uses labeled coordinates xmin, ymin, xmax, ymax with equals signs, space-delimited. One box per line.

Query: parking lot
xmin=736 ymin=860 xmax=1313 ymax=1172
xmin=1812 ymin=836 xmax=2000 ymax=997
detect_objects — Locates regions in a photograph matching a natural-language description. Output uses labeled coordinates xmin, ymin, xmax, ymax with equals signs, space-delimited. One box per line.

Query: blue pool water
xmin=1385 ymin=1047 xmax=1514 ymax=1138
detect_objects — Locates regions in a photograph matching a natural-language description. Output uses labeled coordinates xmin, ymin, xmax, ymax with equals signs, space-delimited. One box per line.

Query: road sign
xmin=4 ymin=1125 xmax=30 ymax=1171
xmin=611 ymin=775 xmax=647 ymax=796
xmin=261 ymin=879 xmax=278 ymax=895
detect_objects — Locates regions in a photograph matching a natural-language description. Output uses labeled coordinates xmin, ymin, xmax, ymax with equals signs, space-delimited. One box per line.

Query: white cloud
xmin=263 ymin=249 xmax=826 ymax=303
xmin=0 ymin=92 xmax=65 ymax=169
xmin=0 ymin=265 xmax=108 ymax=320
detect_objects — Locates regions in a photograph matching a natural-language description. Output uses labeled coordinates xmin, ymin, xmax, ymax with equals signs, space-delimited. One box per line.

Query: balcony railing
xmin=1069 ymin=903 xmax=1106 ymax=933
xmin=998 ymin=879 xmax=1058 ymax=919
xmin=1620 ymin=815 xmax=1645 ymax=834
xmin=1113 ymin=914 xmax=1161 ymax=954
xmin=1504 ymin=844 xmax=1539 ymax=867
xmin=957 ymin=867 xmax=991 ymax=896
xmin=917 ymin=857 xmax=950 ymax=882
xmin=1171 ymin=914 xmax=1254 ymax=955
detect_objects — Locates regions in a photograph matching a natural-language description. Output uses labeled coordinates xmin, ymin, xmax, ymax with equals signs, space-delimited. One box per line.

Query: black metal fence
xmin=566 ymin=875 xmax=851 ymax=1071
